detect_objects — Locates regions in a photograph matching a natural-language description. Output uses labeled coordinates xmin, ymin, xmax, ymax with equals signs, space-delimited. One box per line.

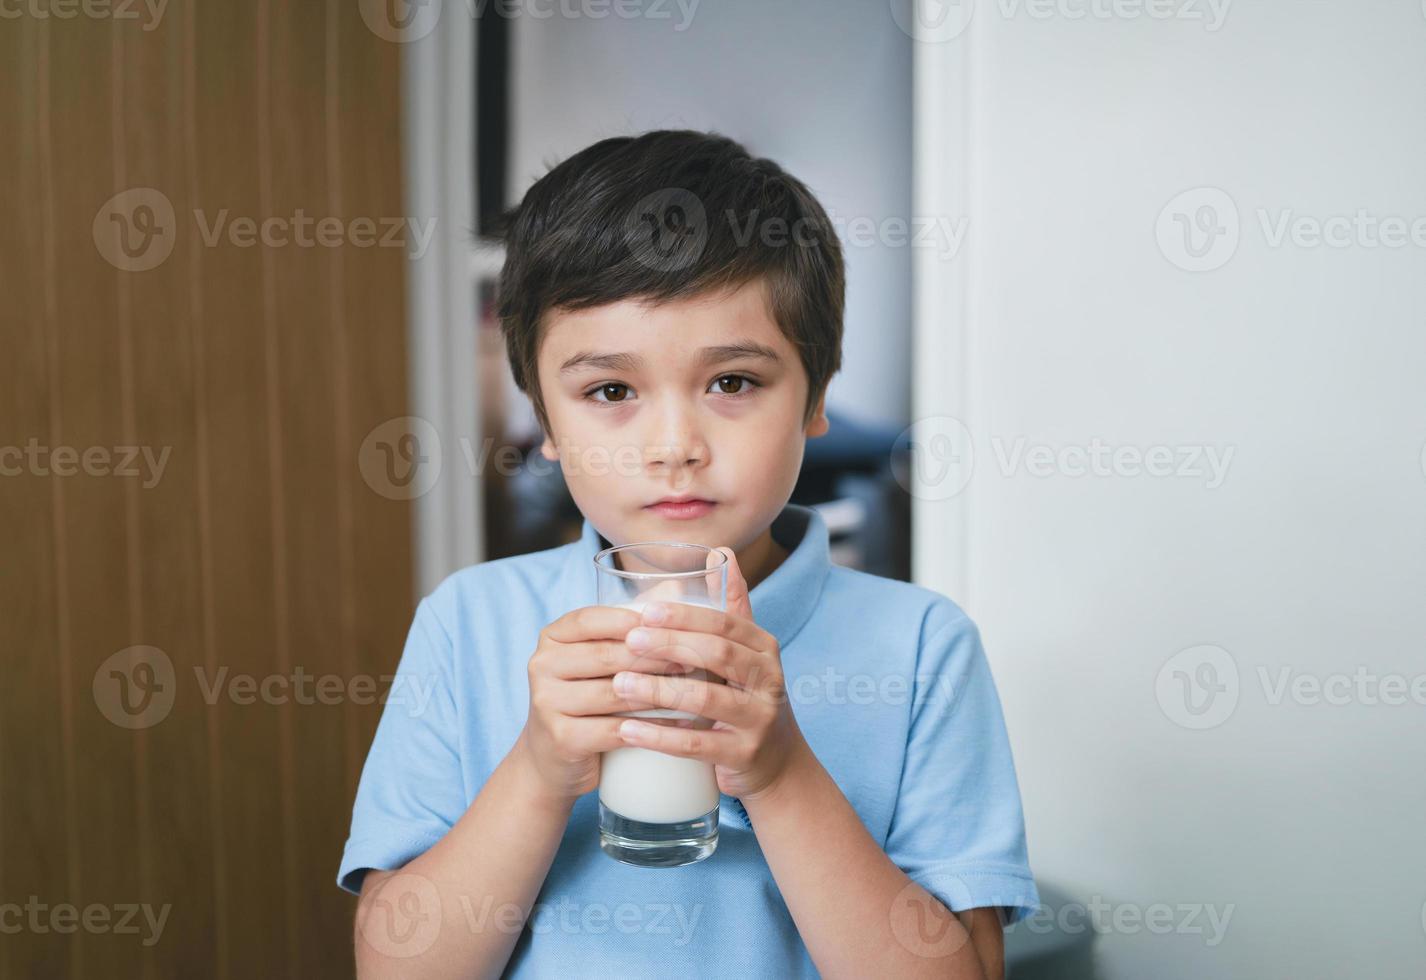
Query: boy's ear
xmin=805 ymin=390 xmax=830 ymax=438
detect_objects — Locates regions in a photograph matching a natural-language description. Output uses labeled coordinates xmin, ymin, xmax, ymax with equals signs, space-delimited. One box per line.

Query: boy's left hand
xmin=613 ymin=546 xmax=809 ymax=802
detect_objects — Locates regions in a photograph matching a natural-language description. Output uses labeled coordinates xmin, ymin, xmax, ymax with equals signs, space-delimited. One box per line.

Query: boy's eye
xmin=709 ymin=374 xmax=758 ymax=396
xmin=586 ymin=383 xmax=632 ymax=404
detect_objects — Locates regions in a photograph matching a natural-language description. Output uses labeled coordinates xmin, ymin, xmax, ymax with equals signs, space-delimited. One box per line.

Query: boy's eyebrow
xmin=559 ymin=341 xmax=782 ymax=375
xmin=559 ymin=350 xmax=644 ymax=375
xmin=697 ymin=342 xmax=782 ymax=367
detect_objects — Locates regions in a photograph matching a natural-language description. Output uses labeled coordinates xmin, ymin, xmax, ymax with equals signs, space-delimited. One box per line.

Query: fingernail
xmin=613 ymin=672 xmax=634 ymax=693
xmin=626 ymin=628 xmax=652 ymax=649
xmin=620 ymin=720 xmax=651 ymax=739
xmin=643 ymin=603 xmax=668 ymax=624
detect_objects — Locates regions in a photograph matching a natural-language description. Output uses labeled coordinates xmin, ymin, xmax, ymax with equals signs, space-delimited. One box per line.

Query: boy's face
xmin=536 ymin=277 xmax=828 ymax=554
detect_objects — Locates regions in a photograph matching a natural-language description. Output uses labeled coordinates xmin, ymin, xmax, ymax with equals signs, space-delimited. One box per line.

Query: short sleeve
xmin=336 ymin=598 xmax=466 ymax=894
xmin=883 ymin=610 xmax=1040 ymax=924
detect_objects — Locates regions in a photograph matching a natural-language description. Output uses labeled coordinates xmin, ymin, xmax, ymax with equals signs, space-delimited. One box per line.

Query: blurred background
xmin=470 ymin=2 xmax=917 ymax=573
xmin=3 ymin=1 xmax=1425 ymax=978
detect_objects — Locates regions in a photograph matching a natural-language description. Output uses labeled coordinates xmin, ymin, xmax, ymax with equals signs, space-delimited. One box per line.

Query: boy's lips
xmin=644 ymin=498 xmax=717 ymax=520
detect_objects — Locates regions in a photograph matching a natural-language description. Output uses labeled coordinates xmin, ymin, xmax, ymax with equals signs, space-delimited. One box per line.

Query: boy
xmin=339 ymin=130 xmax=1038 ymax=978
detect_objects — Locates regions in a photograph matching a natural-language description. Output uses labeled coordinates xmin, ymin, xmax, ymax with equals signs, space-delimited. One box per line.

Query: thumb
xmin=709 ymin=546 xmax=752 ymax=621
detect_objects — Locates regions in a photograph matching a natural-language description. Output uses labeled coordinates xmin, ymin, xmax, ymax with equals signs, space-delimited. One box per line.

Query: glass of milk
xmin=594 ymin=541 xmax=729 ymax=868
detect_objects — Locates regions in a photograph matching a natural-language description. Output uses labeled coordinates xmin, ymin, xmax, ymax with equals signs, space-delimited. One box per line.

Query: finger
xmin=636 ymin=598 xmax=770 ymax=655
xmin=704 ymin=546 xmax=730 ymax=610
xmin=549 ymin=639 xmax=655 ymax=680
xmin=547 ymin=677 xmax=658 ymax=717
xmin=716 ymin=546 xmax=754 ymax=623
xmin=616 ymin=717 xmax=742 ymax=766
xmin=544 ymin=605 xmax=644 ymax=644
xmin=624 ymin=625 xmax=773 ymax=693
xmin=561 ymin=715 xmax=635 ymax=755
xmin=612 ymin=670 xmax=764 ymax=728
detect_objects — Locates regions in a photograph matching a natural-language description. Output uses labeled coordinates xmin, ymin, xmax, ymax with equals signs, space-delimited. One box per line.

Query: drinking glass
xmin=594 ymin=541 xmax=728 ymax=868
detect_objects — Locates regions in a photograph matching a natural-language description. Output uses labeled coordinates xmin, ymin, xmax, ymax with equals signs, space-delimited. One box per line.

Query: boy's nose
xmin=644 ymin=437 xmax=707 ymax=469
xmin=643 ymin=404 xmax=708 ymax=469
xmin=647 ymin=447 xmax=707 ymax=473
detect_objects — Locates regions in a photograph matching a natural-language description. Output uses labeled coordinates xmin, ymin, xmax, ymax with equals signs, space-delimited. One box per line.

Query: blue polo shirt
xmin=339 ymin=502 xmax=1038 ymax=976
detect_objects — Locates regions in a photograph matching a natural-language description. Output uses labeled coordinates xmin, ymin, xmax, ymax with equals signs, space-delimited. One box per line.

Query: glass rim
xmin=593 ymin=541 xmax=729 ymax=581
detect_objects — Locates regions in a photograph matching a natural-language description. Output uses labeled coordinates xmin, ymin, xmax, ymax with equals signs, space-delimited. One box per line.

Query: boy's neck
xmin=736 ymin=526 xmax=790 ymax=593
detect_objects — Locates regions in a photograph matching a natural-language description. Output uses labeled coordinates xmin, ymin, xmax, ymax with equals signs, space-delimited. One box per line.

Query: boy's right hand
xmin=515 ymin=604 xmax=653 ymax=806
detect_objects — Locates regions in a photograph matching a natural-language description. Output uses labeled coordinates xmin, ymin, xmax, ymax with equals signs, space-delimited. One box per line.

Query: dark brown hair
xmin=494 ymin=129 xmax=845 ymax=437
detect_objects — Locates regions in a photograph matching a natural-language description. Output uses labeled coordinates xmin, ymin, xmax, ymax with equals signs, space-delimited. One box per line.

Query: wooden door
xmin=1 ymin=3 xmax=415 ymax=975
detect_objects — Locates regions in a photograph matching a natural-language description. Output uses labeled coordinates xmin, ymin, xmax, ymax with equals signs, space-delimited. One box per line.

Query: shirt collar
xmin=557 ymin=502 xmax=832 ymax=649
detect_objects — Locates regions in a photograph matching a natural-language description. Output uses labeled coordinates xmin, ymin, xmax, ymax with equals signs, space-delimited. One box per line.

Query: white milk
xmin=598 ymin=597 xmax=722 ymax=824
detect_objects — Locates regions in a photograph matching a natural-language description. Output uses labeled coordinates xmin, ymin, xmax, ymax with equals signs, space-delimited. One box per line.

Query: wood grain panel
xmin=1 ymin=5 xmax=413 ymax=976
xmin=1 ymin=17 xmax=74 ymax=980
xmin=47 ymin=15 xmax=147 ymax=976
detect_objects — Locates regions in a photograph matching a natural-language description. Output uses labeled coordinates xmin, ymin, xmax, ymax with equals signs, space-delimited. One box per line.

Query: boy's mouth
xmin=644 ymin=497 xmax=717 ymax=520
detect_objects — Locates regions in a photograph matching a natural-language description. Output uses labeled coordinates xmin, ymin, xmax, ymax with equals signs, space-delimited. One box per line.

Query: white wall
xmin=508 ymin=0 xmax=913 ymax=432
xmin=914 ymin=1 xmax=1426 ymax=977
